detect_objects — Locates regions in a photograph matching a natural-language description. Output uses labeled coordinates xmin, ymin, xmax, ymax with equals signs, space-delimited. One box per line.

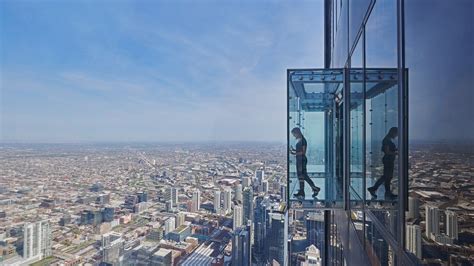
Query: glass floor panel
xmin=289 ymin=173 xmax=343 ymax=209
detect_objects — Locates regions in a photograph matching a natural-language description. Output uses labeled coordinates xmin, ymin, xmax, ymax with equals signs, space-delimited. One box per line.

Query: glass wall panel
xmin=288 ymin=70 xmax=344 ymax=208
xmin=349 ymin=36 xmax=364 ymax=207
xmin=365 ymin=0 xmax=398 ymax=68
xmin=333 ymin=0 xmax=348 ymax=68
xmin=349 ymin=0 xmax=371 ymax=49
xmin=365 ymin=70 xmax=399 ymax=202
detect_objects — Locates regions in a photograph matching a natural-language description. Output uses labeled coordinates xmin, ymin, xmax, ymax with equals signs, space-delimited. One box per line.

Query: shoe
xmin=368 ymin=187 xmax=377 ymax=199
xmin=312 ymin=187 xmax=320 ymax=197
xmin=294 ymin=191 xmax=305 ymax=198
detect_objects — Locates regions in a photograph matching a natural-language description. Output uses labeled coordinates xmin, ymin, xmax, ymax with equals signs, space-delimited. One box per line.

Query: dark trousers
xmin=296 ymin=156 xmax=318 ymax=192
xmin=372 ymin=158 xmax=395 ymax=193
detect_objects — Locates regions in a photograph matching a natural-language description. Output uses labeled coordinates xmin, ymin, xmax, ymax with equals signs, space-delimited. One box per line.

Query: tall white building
xmin=233 ymin=205 xmax=243 ymax=230
xmin=407 ymin=197 xmax=420 ymax=219
xmin=165 ymin=217 xmax=176 ymax=234
xmin=214 ymin=190 xmax=221 ymax=214
xmin=223 ymin=188 xmax=232 ymax=214
xmin=169 ymin=187 xmax=179 ymax=209
xmin=192 ymin=190 xmax=201 ymax=212
xmin=445 ymin=210 xmax=458 ymax=240
xmin=176 ymin=213 xmax=186 ymax=228
xmin=22 ymin=220 xmax=52 ymax=263
xmin=102 ymin=232 xmax=124 ymax=265
xmin=235 ymin=184 xmax=243 ymax=203
xmin=425 ymin=205 xmax=440 ymax=240
xmin=406 ymin=224 xmax=422 ymax=259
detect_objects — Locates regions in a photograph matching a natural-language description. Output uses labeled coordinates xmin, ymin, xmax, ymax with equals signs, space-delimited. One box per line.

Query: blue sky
xmin=1 ymin=0 xmax=473 ymax=143
xmin=1 ymin=0 xmax=324 ymax=142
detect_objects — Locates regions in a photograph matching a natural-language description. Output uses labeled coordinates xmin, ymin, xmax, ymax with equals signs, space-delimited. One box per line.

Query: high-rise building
xmin=445 ymin=210 xmax=458 ymax=240
xmin=169 ymin=187 xmax=179 ymax=209
xmin=124 ymin=194 xmax=138 ymax=210
xmin=306 ymin=212 xmax=325 ymax=252
xmin=242 ymin=176 xmax=251 ymax=187
xmin=164 ymin=217 xmax=176 ymax=235
xmin=406 ymin=224 xmax=422 ymax=259
xmin=242 ymin=187 xmax=254 ymax=226
xmin=214 ymin=190 xmax=221 ymax=214
xmin=253 ymin=195 xmax=269 ymax=262
xmin=262 ymin=180 xmax=269 ymax=193
xmin=267 ymin=211 xmax=288 ymax=266
xmin=191 ymin=190 xmax=201 ymax=212
xmin=407 ymin=196 xmax=420 ymax=220
xmin=102 ymin=232 xmax=124 ymax=265
xmin=176 ymin=212 xmax=186 ymax=228
xmin=235 ymin=184 xmax=243 ymax=203
xmin=233 ymin=205 xmax=243 ymax=230
xmin=22 ymin=220 xmax=52 ymax=262
xmin=280 ymin=184 xmax=287 ymax=202
xmin=287 ymin=0 xmax=414 ymax=264
xmin=232 ymin=227 xmax=251 ymax=266
xmin=223 ymin=188 xmax=232 ymax=214
xmin=426 ymin=205 xmax=440 ymax=239
xmin=255 ymin=170 xmax=264 ymax=186
xmin=102 ymin=207 xmax=115 ymax=222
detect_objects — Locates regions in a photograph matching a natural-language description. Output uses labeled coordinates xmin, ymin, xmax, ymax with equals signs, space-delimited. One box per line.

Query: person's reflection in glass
xmin=368 ymin=127 xmax=398 ymax=200
xmin=290 ymin=127 xmax=321 ymax=199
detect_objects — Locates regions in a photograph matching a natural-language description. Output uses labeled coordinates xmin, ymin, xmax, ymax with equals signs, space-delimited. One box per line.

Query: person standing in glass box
xmin=368 ymin=127 xmax=399 ymax=200
xmin=291 ymin=127 xmax=321 ymax=199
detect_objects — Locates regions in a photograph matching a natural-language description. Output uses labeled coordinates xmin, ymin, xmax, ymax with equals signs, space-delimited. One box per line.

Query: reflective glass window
xmin=349 ymin=36 xmax=364 ymax=207
xmin=349 ymin=0 xmax=371 ymax=49
xmin=365 ymin=0 xmax=398 ymax=68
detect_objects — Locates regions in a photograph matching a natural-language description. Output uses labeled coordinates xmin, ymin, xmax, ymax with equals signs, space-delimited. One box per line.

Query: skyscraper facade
xmin=169 ymin=187 xmax=179 ymax=209
xmin=232 ymin=226 xmax=251 ymax=266
xmin=406 ymin=224 xmax=422 ymax=259
xmin=288 ymin=0 xmax=415 ymax=265
xmin=214 ymin=190 xmax=221 ymax=214
xmin=233 ymin=205 xmax=243 ymax=230
xmin=255 ymin=170 xmax=264 ymax=186
xmin=235 ymin=184 xmax=243 ymax=203
xmin=242 ymin=187 xmax=254 ymax=226
xmin=425 ymin=205 xmax=440 ymax=240
xmin=253 ymin=195 xmax=269 ymax=263
xmin=223 ymin=188 xmax=232 ymax=214
xmin=22 ymin=220 xmax=52 ymax=263
xmin=445 ymin=210 xmax=458 ymax=241
xmin=101 ymin=232 xmax=124 ymax=265
xmin=407 ymin=196 xmax=420 ymax=220
xmin=191 ymin=190 xmax=200 ymax=212
xmin=267 ymin=212 xmax=288 ymax=266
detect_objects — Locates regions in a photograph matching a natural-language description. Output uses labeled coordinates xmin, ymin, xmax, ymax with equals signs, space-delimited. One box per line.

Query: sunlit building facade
xmin=288 ymin=0 xmax=417 ymax=265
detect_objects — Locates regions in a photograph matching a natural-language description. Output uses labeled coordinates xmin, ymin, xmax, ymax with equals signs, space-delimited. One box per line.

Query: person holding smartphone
xmin=368 ymin=127 xmax=399 ymax=200
xmin=291 ymin=127 xmax=320 ymax=198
